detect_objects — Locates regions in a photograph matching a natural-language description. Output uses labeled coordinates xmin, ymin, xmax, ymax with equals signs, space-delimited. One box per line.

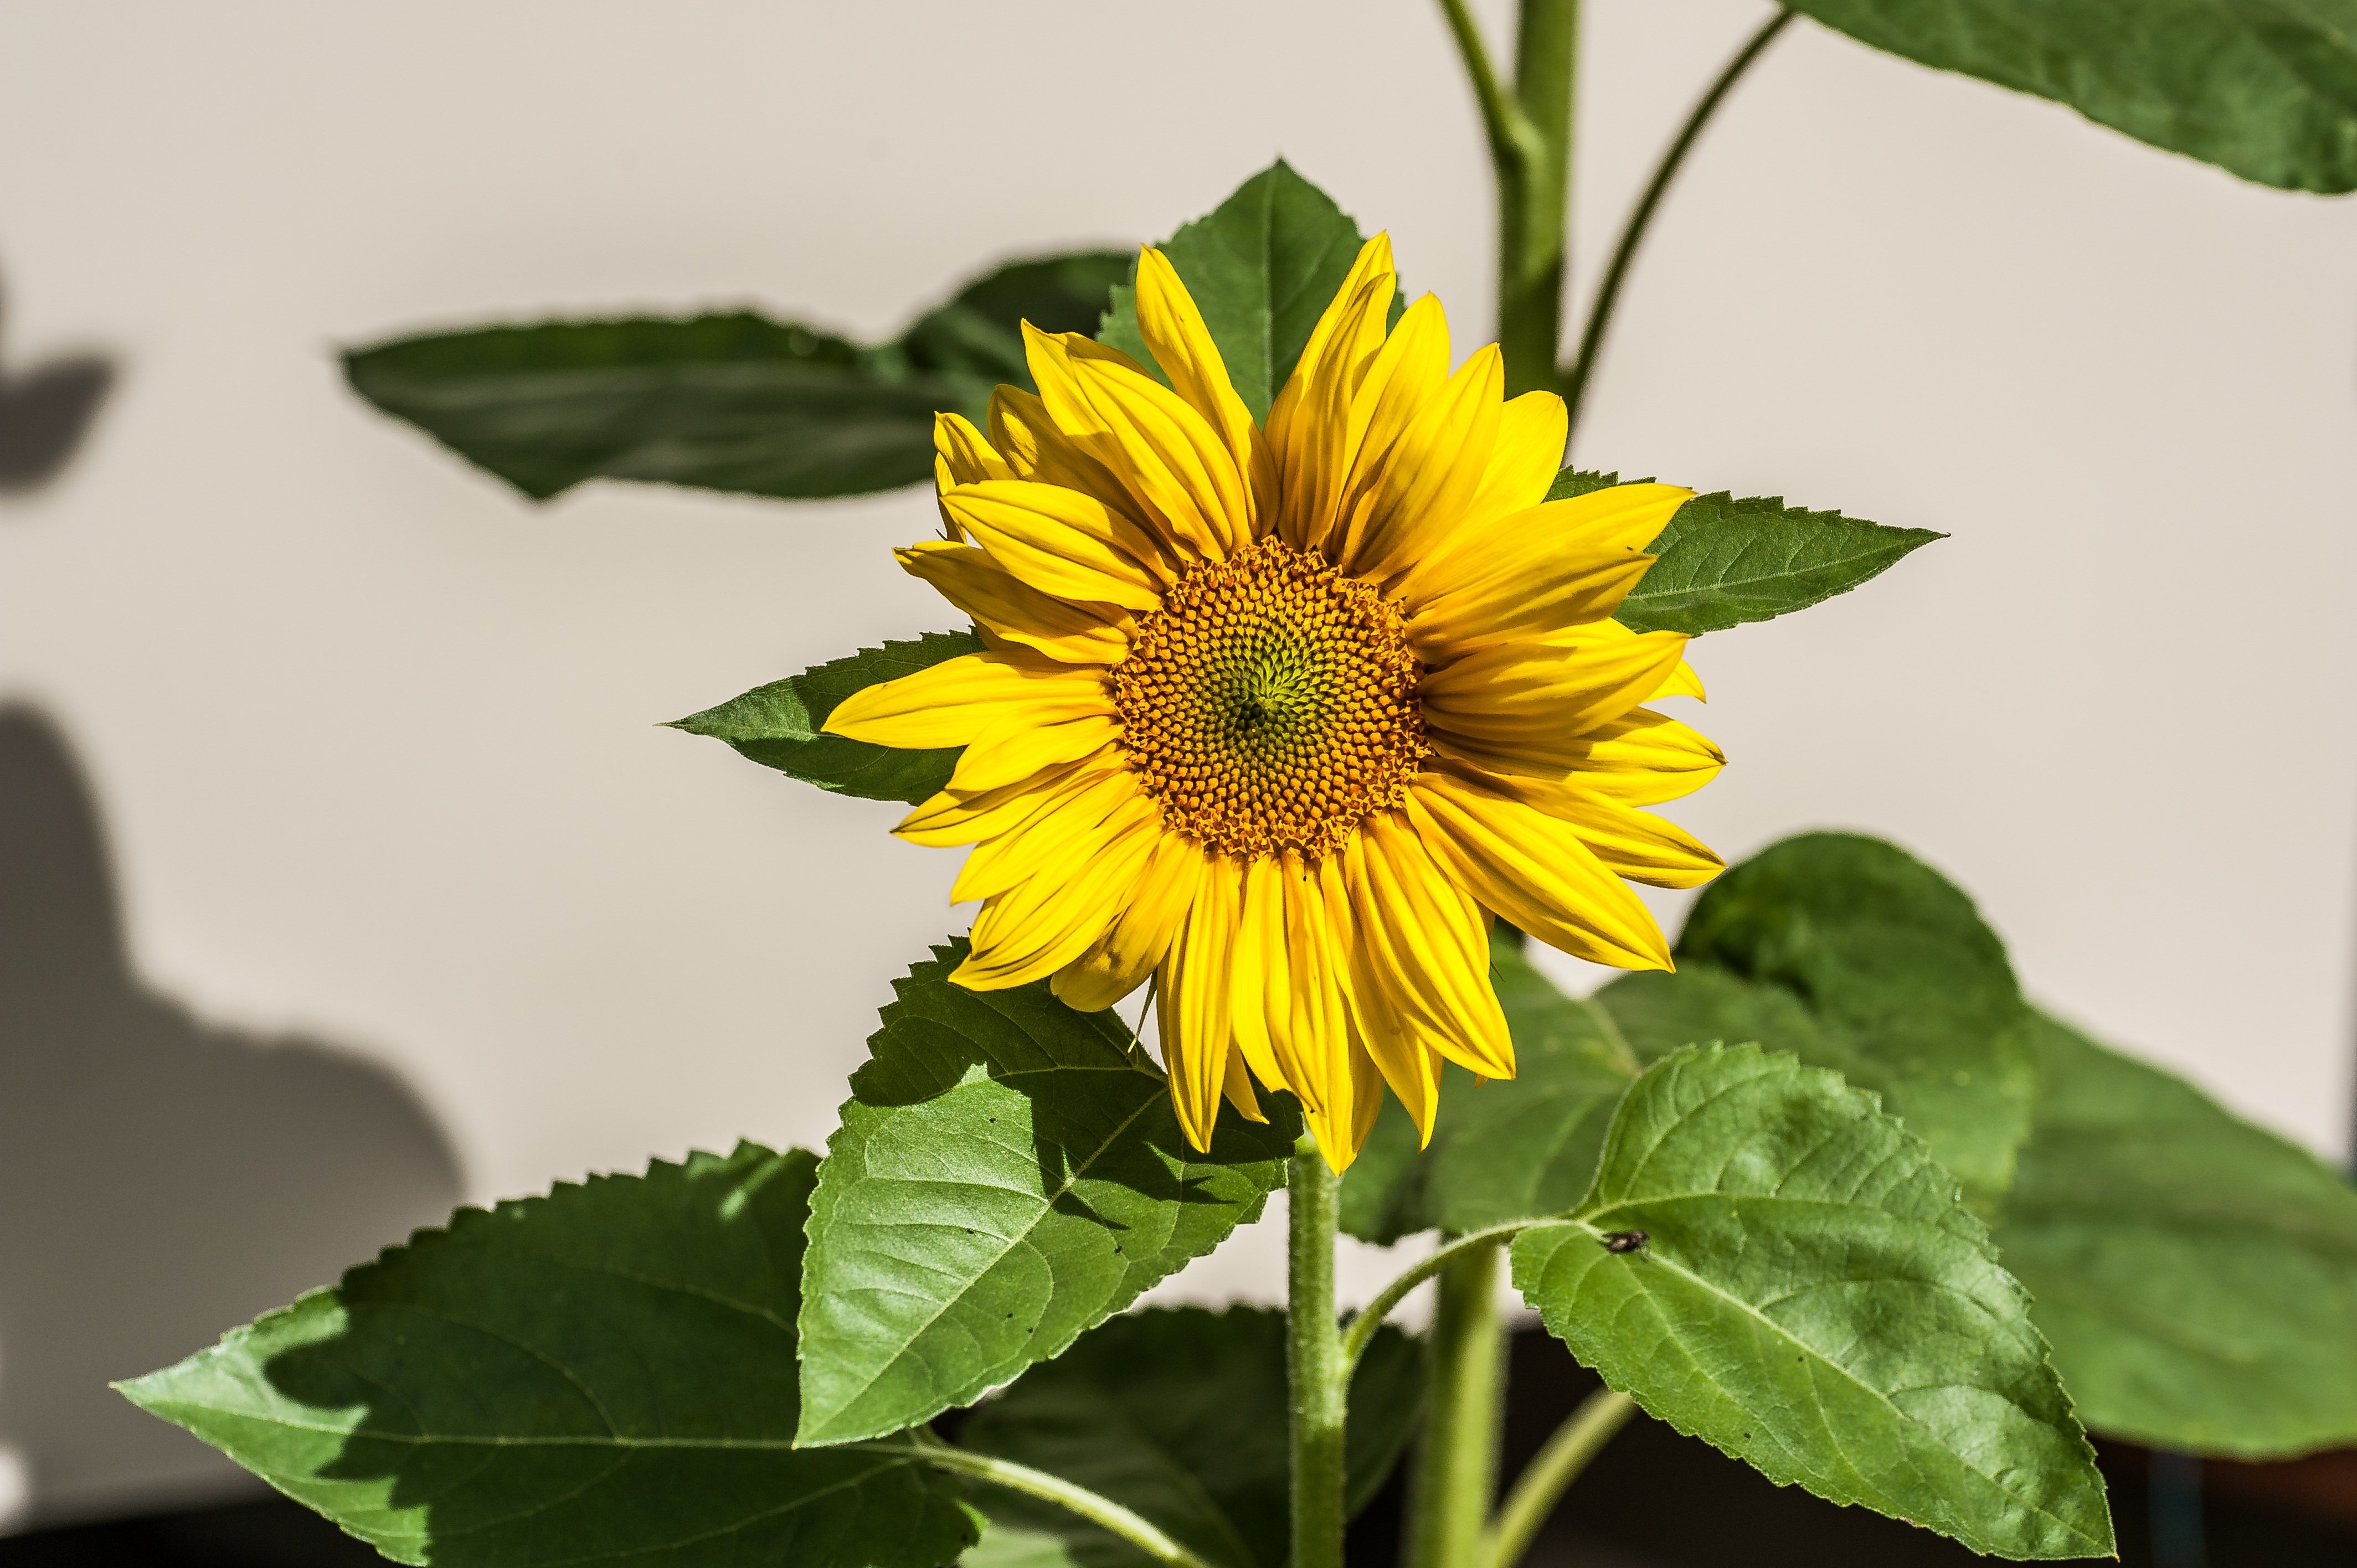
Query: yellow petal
xmin=1419 ymin=624 xmax=1692 ymax=753
xmin=943 ymin=479 xmax=1176 ymax=613
xmin=1460 ymin=390 xmax=1567 ymax=534
xmin=1132 ymin=245 xmax=1268 ymax=541
xmin=1221 ymin=1048 xmax=1269 ymax=1125
xmin=1399 ymin=482 xmax=1688 ymax=617
xmin=954 ymin=768 xmax=1151 ymax=905
xmin=1429 ymin=709 xmax=1723 ymax=807
xmin=945 ymin=711 xmax=1123 ymax=798
xmin=1325 ymin=293 xmax=1452 ymax=568
xmin=958 ymin=810 xmax=1157 ymax=990
xmin=1347 ymin=343 xmax=1505 ymax=585
xmin=1347 ymin=816 xmax=1514 ymax=1078
xmin=1159 ymin=852 xmax=1242 ymax=1151
xmin=1053 ymin=831 xmax=1205 ymax=1012
xmin=933 ymin=412 xmax=1010 ymax=540
xmin=895 ymin=540 xmax=1133 ymax=664
xmin=987 ymin=384 xmax=1135 ymax=505
xmin=824 ymin=648 xmax=1113 ymax=750
xmin=1026 ymin=324 xmax=1252 ymax=563
xmin=1406 ymin=771 xmax=1672 ymax=972
xmin=1267 ymin=235 xmax=1396 ymax=553
xmin=1654 ymin=658 xmax=1707 ymax=701
xmin=894 ymin=751 xmax=1123 ymax=848
xmin=1229 ymin=854 xmax=1318 ymax=1109
xmin=1553 ymin=795 xmax=1723 ymax=890
xmin=1326 ymin=853 xmax=1443 ymax=1150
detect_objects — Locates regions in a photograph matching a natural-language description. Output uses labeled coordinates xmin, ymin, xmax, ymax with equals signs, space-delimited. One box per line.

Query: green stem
xmin=1441 ymin=0 xmax=1582 ymax=397
xmin=1479 ymin=1388 xmax=1639 ymax=1568
xmin=1560 ymin=7 xmax=1795 ymax=438
xmin=889 ymin=1436 xmax=1221 ymax=1568
xmin=1341 ymin=1221 xmax=1530 ymax=1375
xmin=1402 ymin=1239 xmax=1509 ymax=1568
xmin=1289 ymin=1134 xmax=1347 ymax=1568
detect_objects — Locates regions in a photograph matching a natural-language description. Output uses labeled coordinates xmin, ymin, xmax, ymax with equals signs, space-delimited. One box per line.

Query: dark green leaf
xmin=1992 ymin=1010 xmax=2357 ymax=1457
xmin=904 ymin=252 xmax=1136 ymax=386
xmin=799 ymin=942 xmax=1299 ymax=1446
xmin=1514 ymin=1044 xmax=2112 ymax=1560
xmin=1542 ymin=470 xmax=1941 ymax=635
xmin=1098 ymin=161 xmax=1386 ymax=420
xmin=116 ymin=1144 xmax=975 ymax=1568
xmin=959 ymin=1306 xmax=1424 ymax=1568
xmin=1597 ymin=832 xmax=2035 ymax=1211
xmin=346 ymin=313 xmax=967 ymax=502
xmin=1341 ymin=933 xmax=1638 ymax=1243
xmin=1617 ymin=489 xmax=1942 ymax=637
xmin=347 ymin=249 xmax=1132 ymax=504
xmin=1788 ymin=1 xmax=2357 ymax=193
xmin=667 ymin=629 xmax=980 ymax=803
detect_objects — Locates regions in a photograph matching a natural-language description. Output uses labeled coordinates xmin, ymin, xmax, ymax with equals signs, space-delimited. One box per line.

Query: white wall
xmin=2 ymin=0 xmax=2351 ymax=1528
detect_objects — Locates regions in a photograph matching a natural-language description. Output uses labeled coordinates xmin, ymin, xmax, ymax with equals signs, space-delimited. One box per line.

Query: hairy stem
xmin=1289 ymin=1134 xmax=1348 ymax=1568
xmin=1342 ymin=1222 xmax=1530 ymax=1375
xmin=1402 ymin=1239 xmax=1509 ymax=1568
xmin=1480 ymin=1388 xmax=1639 ymax=1568
xmin=892 ymin=1436 xmax=1221 ymax=1568
xmin=1561 ymin=7 xmax=1795 ymax=437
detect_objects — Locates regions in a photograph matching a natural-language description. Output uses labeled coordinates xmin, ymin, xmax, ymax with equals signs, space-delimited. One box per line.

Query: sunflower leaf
xmin=667 ymin=629 xmax=980 ymax=803
xmin=798 ymin=942 xmax=1299 ymax=1447
xmin=1991 ymin=1010 xmax=2357 ymax=1458
xmin=345 ymin=251 xmax=1129 ymax=503
xmin=1787 ymin=1 xmax=2357 ymax=194
xmin=958 ymin=1306 xmax=1424 ymax=1568
xmin=115 ymin=1144 xmax=976 ymax=1568
xmin=1597 ymin=832 xmax=2036 ymax=1213
xmin=1514 ymin=1043 xmax=2113 ymax=1560
xmin=1098 ymin=160 xmax=1392 ymax=421
xmin=1340 ymin=933 xmax=1638 ymax=1244
xmin=1614 ymin=488 xmax=1943 ymax=636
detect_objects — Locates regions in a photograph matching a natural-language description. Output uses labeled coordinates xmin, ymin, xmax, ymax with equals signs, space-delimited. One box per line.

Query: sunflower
xmin=826 ymin=235 xmax=1723 ymax=1169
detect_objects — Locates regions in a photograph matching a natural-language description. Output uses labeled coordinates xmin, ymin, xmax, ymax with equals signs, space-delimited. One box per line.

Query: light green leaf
xmin=667 ymin=629 xmax=980 ymax=803
xmin=798 ymin=942 xmax=1299 ymax=1447
xmin=116 ymin=1144 xmax=976 ymax=1568
xmin=1992 ymin=1010 xmax=2357 ymax=1458
xmin=1545 ymin=470 xmax=1941 ymax=636
xmin=1597 ymin=832 xmax=2035 ymax=1211
xmin=1514 ymin=1044 xmax=2112 ymax=1560
xmin=346 ymin=250 xmax=1129 ymax=503
xmin=1341 ymin=932 xmax=1637 ymax=1244
xmin=1788 ymin=1 xmax=2357 ymax=193
xmin=1098 ymin=161 xmax=1387 ymax=420
xmin=958 ymin=1306 xmax=1424 ymax=1568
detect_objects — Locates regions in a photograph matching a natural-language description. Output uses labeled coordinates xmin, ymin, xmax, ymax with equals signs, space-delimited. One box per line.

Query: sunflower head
xmin=827 ymin=236 xmax=1725 ymax=1170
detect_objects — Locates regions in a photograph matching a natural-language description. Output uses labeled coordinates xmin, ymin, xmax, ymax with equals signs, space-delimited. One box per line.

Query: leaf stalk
xmin=889 ymin=1434 xmax=1223 ymax=1568
xmin=1479 ymin=1387 xmax=1639 ymax=1568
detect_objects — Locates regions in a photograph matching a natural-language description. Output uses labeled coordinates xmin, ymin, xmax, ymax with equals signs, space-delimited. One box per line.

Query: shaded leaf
xmin=1341 ymin=933 xmax=1637 ymax=1243
xmin=1788 ymin=0 xmax=2357 ymax=193
xmin=959 ymin=1306 xmax=1423 ymax=1568
xmin=1597 ymin=832 xmax=2035 ymax=1211
xmin=1992 ymin=1010 xmax=2357 ymax=1457
xmin=347 ymin=250 xmax=1129 ymax=503
xmin=1098 ymin=161 xmax=1390 ymax=420
xmin=667 ymin=629 xmax=980 ymax=803
xmin=1514 ymin=1044 xmax=2112 ymax=1560
xmin=116 ymin=1144 xmax=975 ymax=1568
xmin=799 ymin=942 xmax=1299 ymax=1446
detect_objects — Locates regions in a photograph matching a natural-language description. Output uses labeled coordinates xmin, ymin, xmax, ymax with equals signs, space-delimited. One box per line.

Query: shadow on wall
xmin=0 ymin=706 xmax=464 ymax=1530
xmin=0 ymin=274 xmax=112 ymax=493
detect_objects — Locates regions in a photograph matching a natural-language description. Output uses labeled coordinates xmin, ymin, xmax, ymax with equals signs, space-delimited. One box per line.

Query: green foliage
xmin=798 ymin=942 xmax=1299 ymax=1447
xmin=958 ymin=1306 xmax=1425 ymax=1568
xmin=1098 ymin=161 xmax=1393 ymax=420
xmin=1514 ymin=1044 xmax=2112 ymax=1560
xmin=345 ymin=251 xmax=1129 ymax=503
xmin=1788 ymin=0 xmax=2357 ymax=193
xmin=116 ymin=1145 xmax=976 ymax=1568
xmin=1598 ymin=832 xmax=2035 ymax=1211
xmin=1992 ymin=1011 xmax=2357 ymax=1458
xmin=1547 ymin=469 xmax=1941 ymax=636
xmin=1341 ymin=935 xmax=1638 ymax=1243
xmin=668 ymin=629 xmax=980 ymax=803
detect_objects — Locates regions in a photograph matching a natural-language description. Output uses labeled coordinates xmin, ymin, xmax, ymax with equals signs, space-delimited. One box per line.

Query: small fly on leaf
xmin=1602 ymin=1229 xmax=1649 ymax=1254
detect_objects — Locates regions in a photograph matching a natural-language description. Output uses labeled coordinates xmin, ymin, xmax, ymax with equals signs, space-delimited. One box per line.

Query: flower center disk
xmin=1112 ymin=538 xmax=1427 ymax=859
